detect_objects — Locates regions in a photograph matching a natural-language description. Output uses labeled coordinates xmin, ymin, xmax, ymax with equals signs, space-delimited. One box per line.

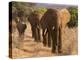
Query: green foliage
xmin=36 ymin=8 xmax=47 ymax=15
xmin=67 ymin=7 xmax=78 ymax=28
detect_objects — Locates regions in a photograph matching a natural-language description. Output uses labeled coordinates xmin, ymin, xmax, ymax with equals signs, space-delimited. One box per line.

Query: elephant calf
xmin=17 ymin=20 xmax=27 ymax=38
xmin=16 ymin=18 xmax=27 ymax=37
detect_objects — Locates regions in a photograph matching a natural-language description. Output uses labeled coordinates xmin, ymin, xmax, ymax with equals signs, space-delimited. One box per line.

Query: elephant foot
xmin=48 ymin=44 xmax=51 ymax=48
xmin=43 ymin=40 xmax=47 ymax=47
xmin=32 ymin=35 xmax=34 ymax=38
xmin=37 ymin=39 xmax=41 ymax=42
xmin=34 ymin=39 xmax=41 ymax=42
xmin=57 ymin=46 xmax=62 ymax=53
xmin=52 ymin=46 xmax=56 ymax=53
xmin=52 ymin=50 xmax=56 ymax=53
xmin=43 ymin=43 xmax=47 ymax=47
xmin=34 ymin=40 xmax=37 ymax=42
xmin=58 ymin=50 xmax=62 ymax=53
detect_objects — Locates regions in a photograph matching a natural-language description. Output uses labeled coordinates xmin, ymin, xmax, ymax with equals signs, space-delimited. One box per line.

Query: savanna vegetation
xmin=67 ymin=7 xmax=78 ymax=27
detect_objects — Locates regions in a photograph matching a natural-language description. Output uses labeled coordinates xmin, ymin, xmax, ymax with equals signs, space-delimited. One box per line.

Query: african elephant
xmin=16 ymin=17 xmax=27 ymax=39
xmin=28 ymin=11 xmax=41 ymax=42
xmin=14 ymin=16 xmax=27 ymax=48
xmin=40 ymin=8 xmax=70 ymax=53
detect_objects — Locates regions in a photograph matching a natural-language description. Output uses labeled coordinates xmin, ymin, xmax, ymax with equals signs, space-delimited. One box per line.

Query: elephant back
xmin=40 ymin=9 xmax=58 ymax=29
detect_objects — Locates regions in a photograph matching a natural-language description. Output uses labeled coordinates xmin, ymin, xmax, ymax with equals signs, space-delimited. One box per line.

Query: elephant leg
xmin=58 ymin=27 xmax=62 ymax=53
xmin=32 ymin=24 xmax=40 ymax=42
xmin=19 ymin=33 xmax=23 ymax=41
xmin=34 ymin=27 xmax=39 ymax=42
xmin=17 ymin=33 xmax=22 ymax=48
xmin=52 ymin=27 xmax=57 ymax=53
xmin=34 ymin=27 xmax=38 ymax=42
xmin=31 ymin=26 xmax=35 ymax=38
xmin=31 ymin=25 xmax=38 ymax=42
xmin=37 ymin=27 xmax=41 ymax=42
xmin=42 ymin=29 xmax=47 ymax=46
xmin=47 ymin=28 xmax=51 ymax=47
xmin=30 ymin=25 xmax=36 ymax=42
xmin=20 ymin=33 xmax=24 ymax=48
xmin=21 ymin=33 xmax=24 ymax=39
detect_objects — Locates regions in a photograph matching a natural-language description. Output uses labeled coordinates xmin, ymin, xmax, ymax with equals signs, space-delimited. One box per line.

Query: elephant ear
xmin=59 ymin=8 xmax=71 ymax=27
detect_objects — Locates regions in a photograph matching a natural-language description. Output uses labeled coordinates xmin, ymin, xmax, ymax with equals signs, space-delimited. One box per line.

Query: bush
xmin=67 ymin=7 xmax=78 ymax=28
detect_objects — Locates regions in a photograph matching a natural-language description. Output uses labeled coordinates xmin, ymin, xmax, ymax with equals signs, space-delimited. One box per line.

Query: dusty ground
xmin=10 ymin=22 xmax=78 ymax=59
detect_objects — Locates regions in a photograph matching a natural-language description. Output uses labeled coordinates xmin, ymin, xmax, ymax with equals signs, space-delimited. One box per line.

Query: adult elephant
xmin=40 ymin=8 xmax=70 ymax=53
xmin=28 ymin=11 xmax=41 ymax=42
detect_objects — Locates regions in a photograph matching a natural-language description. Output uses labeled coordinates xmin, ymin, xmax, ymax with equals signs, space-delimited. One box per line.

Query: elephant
xmin=40 ymin=8 xmax=70 ymax=53
xmin=14 ymin=16 xmax=27 ymax=48
xmin=16 ymin=10 xmax=27 ymax=39
xmin=16 ymin=17 xmax=27 ymax=39
xmin=40 ymin=9 xmax=58 ymax=52
xmin=28 ymin=11 xmax=41 ymax=42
